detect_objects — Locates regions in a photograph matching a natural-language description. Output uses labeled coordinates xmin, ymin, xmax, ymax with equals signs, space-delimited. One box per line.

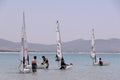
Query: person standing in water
xmin=98 ymin=58 xmax=103 ymax=66
xmin=32 ymin=56 xmax=37 ymax=72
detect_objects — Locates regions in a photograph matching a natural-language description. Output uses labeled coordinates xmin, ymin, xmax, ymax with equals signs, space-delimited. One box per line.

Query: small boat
xmin=55 ymin=20 xmax=73 ymax=69
xmin=90 ymin=29 xmax=110 ymax=66
xmin=18 ymin=12 xmax=47 ymax=72
xmin=37 ymin=64 xmax=47 ymax=69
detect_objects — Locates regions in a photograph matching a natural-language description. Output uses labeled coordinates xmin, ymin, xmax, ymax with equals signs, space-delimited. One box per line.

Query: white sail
xmin=19 ymin=12 xmax=30 ymax=73
xmin=90 ymin=29 xmax=110 ymax=66
xmin=56 ymin=20 xmax=62 ymax=61
xmin=91 ymin=29 xmax=97 ymax=64
xmin=55 ymin=20 xmax=73 ymax=69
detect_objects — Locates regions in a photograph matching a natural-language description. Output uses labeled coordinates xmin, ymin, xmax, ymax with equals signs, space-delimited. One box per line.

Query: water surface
xmin=0 ymin=52 xmax=119 ymax=80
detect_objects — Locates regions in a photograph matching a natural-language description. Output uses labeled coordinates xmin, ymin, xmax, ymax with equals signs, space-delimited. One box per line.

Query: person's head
xmin=99 ymin=58 xmax=101 ymax=60
xmin=42 ymin=56 xmax=45 ymax=59
xmin=34 ymin=56 xmax=37 ymax=59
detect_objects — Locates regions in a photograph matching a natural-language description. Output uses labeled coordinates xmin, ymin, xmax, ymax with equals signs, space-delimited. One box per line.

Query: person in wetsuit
xmin=60 ymin=57 xmax=66 ymax=70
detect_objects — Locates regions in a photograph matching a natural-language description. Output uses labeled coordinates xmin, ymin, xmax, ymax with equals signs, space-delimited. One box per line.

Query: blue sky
xmin=0 ymin=0 xmax=120 ymax=44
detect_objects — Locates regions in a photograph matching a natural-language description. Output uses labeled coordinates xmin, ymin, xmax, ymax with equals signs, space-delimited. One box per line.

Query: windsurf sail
xmin=55 ymin=21 xmax=73 ymax=69
xmin=55 ymin=20 xmax=63 ymax=62
xmin=91 ymin=29 xmax=97 ymax=64
xmin=19 ymin=12 xmax=29 ymax=72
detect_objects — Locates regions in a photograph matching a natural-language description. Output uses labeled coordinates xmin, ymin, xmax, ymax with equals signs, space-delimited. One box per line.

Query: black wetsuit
xmin=60 ymin=59 xmax=66 ymax=69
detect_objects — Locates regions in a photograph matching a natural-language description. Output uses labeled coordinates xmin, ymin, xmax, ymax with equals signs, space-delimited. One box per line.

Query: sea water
xmin=0 ymin=52 xmax=120 ymax=80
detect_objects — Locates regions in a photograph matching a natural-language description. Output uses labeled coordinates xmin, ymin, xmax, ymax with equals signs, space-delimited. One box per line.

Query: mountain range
xmin=0 ymin=38 xmax=120 ymax=53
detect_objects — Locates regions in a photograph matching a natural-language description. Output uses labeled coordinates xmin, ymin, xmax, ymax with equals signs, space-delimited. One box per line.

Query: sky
xmin=0 ymin=0 xmax=120 ymax=44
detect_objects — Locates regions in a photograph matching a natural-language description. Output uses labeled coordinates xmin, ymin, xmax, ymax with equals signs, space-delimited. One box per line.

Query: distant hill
xmin=0 ymin=38 xmax=120 ymax=53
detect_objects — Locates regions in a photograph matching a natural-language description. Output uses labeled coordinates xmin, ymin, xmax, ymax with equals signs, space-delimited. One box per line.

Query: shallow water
xmin=0 ymin=52 xmax=120 ymax=80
